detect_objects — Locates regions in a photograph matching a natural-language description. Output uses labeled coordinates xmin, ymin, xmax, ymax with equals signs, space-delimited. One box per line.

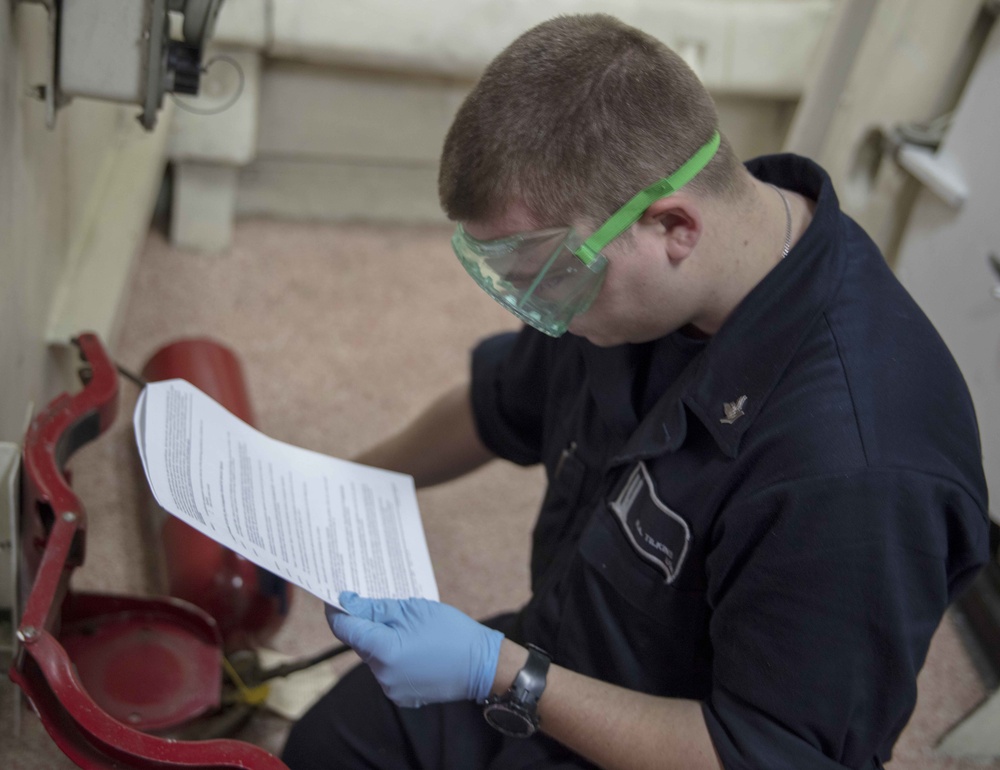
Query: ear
xmin=639 ymin=193 xmax=703 ymax=264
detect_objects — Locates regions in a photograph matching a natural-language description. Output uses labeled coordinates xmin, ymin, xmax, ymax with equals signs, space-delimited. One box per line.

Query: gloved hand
xmin=327 ymin=592 xmax=503 ymax=708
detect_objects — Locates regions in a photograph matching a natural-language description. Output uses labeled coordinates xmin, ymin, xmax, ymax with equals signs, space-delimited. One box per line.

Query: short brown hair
xmin=439 ymin=14 xmax=744 ymax=227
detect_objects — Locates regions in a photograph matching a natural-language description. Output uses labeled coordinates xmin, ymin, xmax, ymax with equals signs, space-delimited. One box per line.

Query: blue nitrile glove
xmin=326 ymin=592 xmax=503 ymax=708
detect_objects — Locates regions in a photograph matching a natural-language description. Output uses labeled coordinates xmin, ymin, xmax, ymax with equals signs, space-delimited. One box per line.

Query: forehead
xmin=461 ymin=201 xmax=558 ymax=242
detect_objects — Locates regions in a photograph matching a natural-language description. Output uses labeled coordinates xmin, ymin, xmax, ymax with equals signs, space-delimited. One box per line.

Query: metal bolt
xmin=62 ymin=511 xmax=77 ymax=523
xmin=17 ymin=626 xmax=39 ymax=644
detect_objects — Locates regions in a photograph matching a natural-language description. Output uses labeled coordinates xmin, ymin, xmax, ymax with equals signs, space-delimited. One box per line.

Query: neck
xmin=688 ymin=175 xmax=803 ymax=335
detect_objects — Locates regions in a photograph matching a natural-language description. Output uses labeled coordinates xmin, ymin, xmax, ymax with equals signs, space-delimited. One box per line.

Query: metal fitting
xmin=17 ymin=626 xmax=39 ymax=644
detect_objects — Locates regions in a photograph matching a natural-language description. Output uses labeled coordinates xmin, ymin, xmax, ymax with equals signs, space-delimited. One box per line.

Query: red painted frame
xmin=9 ymin=333 xmax=290 ymax=769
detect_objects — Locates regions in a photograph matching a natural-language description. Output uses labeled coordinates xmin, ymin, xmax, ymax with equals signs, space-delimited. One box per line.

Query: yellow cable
xmin=222 ymin=656 xmax=271 ymax=706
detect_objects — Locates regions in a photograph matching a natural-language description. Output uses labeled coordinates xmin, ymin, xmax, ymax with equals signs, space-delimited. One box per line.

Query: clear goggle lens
xmin=452 ymin=226 xmax=607 ymax=337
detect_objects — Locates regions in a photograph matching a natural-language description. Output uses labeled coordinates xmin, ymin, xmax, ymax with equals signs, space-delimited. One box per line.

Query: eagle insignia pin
xmin=720 ymin=395 xmax=748 ymax=425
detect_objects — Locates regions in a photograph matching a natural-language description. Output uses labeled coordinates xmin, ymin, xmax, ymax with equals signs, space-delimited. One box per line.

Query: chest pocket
xmin=578 ymin=461 xmax=702 ymax=597
xmin=561 ymin=462 xmax=711 ymax=695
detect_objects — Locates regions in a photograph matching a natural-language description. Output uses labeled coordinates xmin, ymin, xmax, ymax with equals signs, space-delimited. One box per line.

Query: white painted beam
xmin=46 ymin=105 xmax=172 ymax=345
xmin=171 ymin=162 xmax=240 ymax=253
xmin=268 ymin=0 xmax=832 ymax=97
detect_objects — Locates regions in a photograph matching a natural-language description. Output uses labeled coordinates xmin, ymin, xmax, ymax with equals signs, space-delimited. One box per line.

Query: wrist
xmin=491 ymin=639 xmax=530 ymax=696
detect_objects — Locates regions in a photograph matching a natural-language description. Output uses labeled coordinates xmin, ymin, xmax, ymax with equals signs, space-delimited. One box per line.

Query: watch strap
xmin=508 ymin=644 xmax=551 ymax=710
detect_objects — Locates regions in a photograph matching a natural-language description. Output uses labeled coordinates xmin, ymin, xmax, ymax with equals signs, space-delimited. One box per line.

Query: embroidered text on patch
xmin=610 ymin=462 xmax=691 ymax=583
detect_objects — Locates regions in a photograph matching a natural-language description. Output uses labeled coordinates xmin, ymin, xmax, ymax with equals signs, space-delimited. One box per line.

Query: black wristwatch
xmin=483 ymin=643 xmax=551 ymax=737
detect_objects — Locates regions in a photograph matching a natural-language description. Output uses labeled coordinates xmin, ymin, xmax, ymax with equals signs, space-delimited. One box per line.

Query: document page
xmin=133 ymin=379 xmax=438 ymax=609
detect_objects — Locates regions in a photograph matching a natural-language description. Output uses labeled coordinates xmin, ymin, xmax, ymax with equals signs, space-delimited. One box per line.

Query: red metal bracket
xmin=10 ymin=333 xmax=289 ymax=769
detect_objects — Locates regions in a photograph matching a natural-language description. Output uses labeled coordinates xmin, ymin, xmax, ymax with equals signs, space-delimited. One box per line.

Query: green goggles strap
xmin=574 ymin=131 xmax=721 ymax=265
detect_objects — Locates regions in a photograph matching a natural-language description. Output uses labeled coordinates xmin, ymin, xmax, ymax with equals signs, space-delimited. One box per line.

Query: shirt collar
xmin=609 ymin=154 xmax=848 ymax=464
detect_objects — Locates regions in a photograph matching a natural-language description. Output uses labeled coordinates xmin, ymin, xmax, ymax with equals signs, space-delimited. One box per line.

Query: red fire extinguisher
xmin=141 ymin=338 xmax=291 ymax=652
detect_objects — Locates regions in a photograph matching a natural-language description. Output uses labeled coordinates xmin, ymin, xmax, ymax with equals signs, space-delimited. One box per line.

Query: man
xmin=282 ymin=14 xmax=989 ymax=770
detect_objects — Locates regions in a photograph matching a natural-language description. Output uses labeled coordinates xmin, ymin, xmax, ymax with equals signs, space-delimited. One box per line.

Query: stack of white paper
xmin=133 ymin=379 xmax=438 ymax=609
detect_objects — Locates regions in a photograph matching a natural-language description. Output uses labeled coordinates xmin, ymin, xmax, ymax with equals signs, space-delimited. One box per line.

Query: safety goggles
xmin=452 ymin=131 xmax=721 ymax=337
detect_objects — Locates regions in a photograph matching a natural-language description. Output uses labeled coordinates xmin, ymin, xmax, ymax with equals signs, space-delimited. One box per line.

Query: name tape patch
xmin=610 ymin=462 xmax=691 ymax=584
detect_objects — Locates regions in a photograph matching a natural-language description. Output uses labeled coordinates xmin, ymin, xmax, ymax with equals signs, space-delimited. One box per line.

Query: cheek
xmin=572 ymin=259 xmax=657 ymax=331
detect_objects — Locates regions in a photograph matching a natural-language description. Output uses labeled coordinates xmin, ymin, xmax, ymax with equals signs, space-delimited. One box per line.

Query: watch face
xmin=483 ymin=703 xmax=536 ymax=738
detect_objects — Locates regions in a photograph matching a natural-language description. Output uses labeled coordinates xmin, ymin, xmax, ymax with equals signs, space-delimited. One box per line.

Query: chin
xmin=569 ymin=327 xmax=622 ymax=348
xmin=587 ymin=334 xmax=623 ymax=348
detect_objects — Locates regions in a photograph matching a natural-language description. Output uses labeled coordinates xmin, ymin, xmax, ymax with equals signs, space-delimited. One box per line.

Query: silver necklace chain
xmin=769 ymin=183 xmax=792 ymax=260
